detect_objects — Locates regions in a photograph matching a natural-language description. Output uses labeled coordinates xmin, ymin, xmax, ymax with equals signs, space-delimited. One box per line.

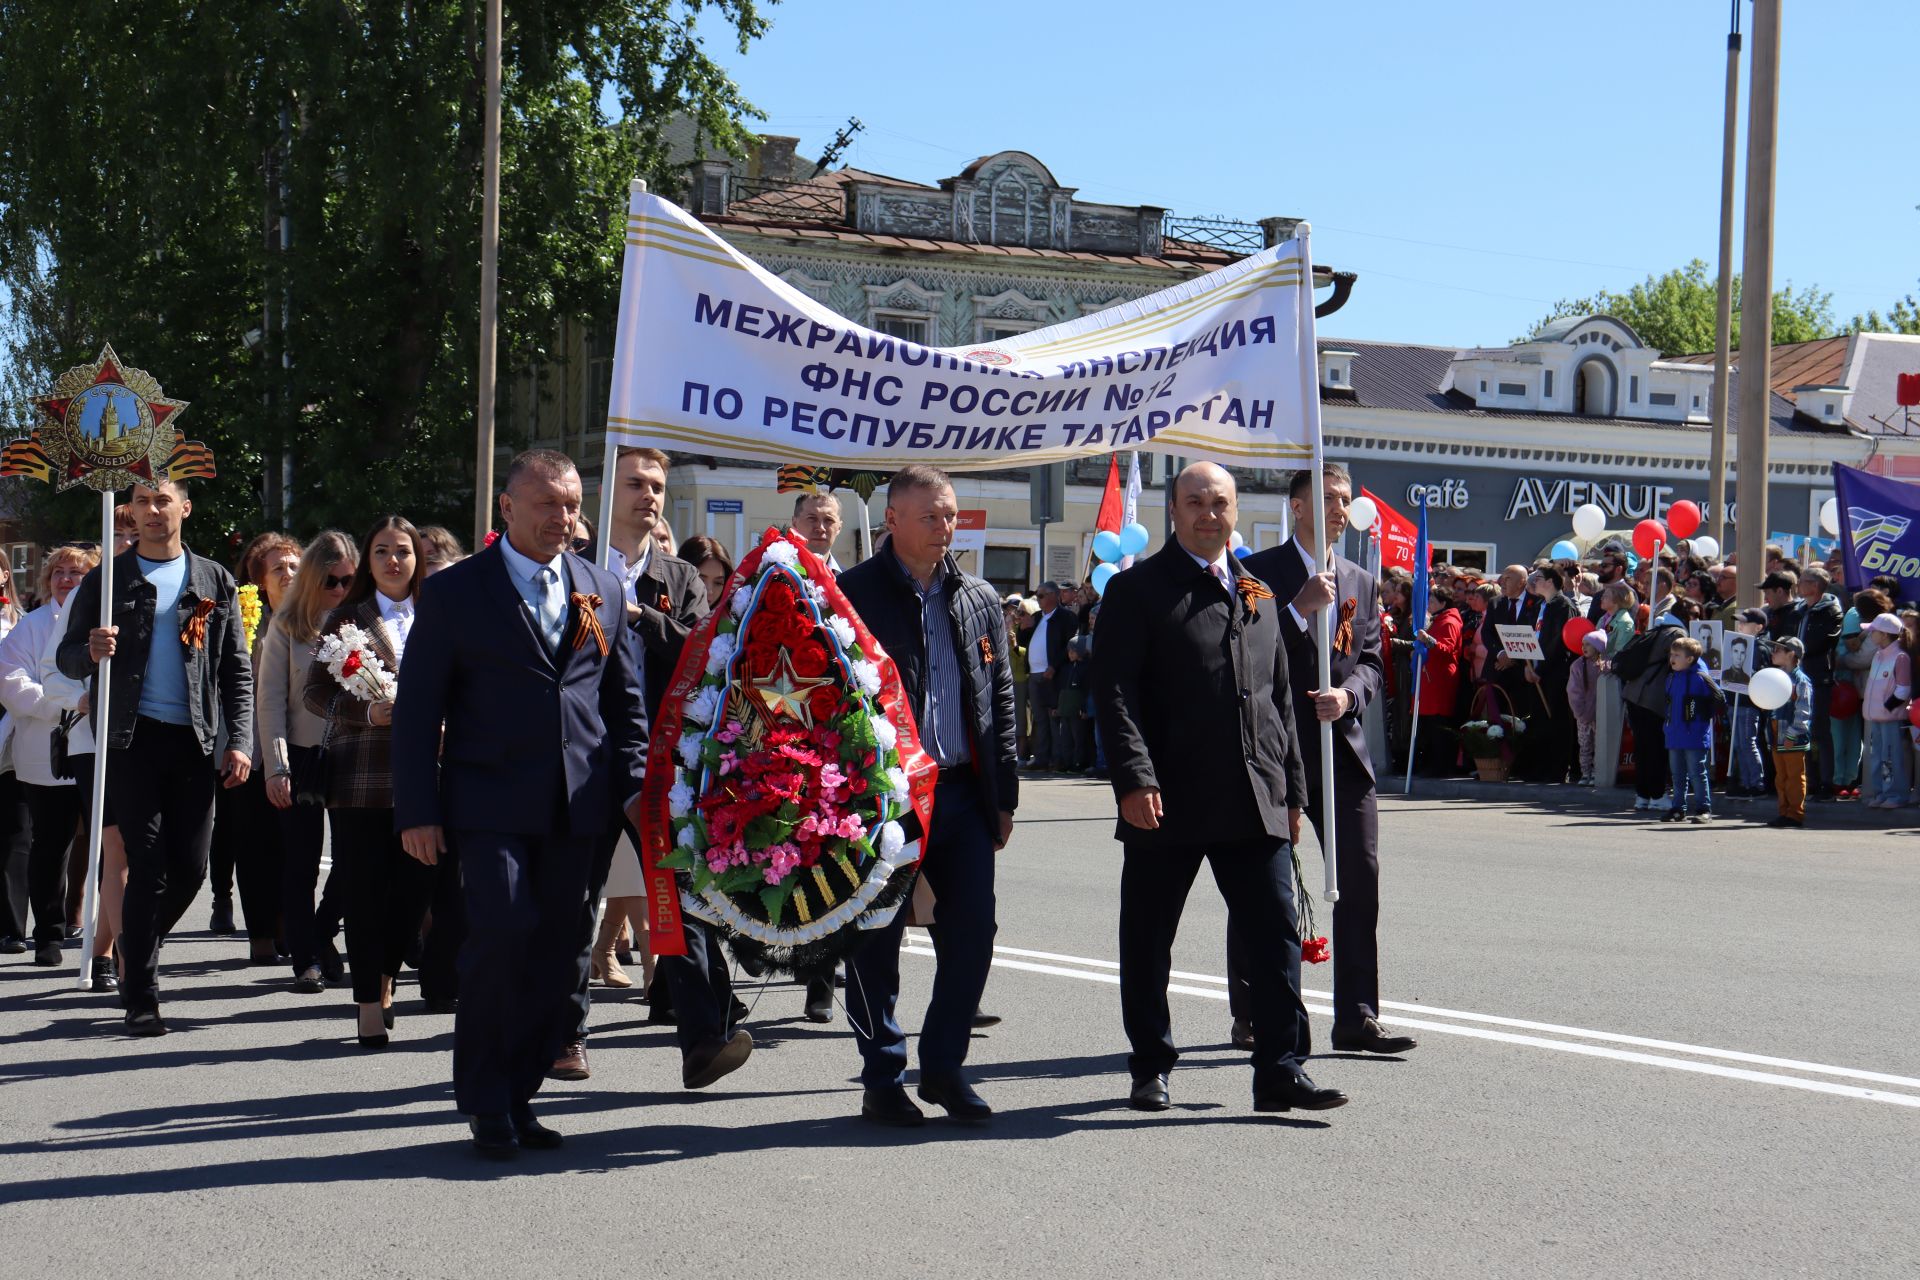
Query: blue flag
xmin=1411 ymin=489 xmax=1430 ymax=663
xmin=1834 ymin=463 xmax=1920 ymax=605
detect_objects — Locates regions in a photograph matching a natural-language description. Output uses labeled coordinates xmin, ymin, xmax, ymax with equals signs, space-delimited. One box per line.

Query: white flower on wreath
xmin=885 ymin=765 xmax=909 ymax=805
xmin=678 ymin=732 xmax=706 ymax=769
xmin=761 ymin=541 xmax=799 ymax=569
xmin=667 ymin=779 xmax=694 ymax=819
xmin=675 ymin=821 xmax=697 ymax=848
xmin=827 ymin=615 xmax=856 ymax=649
xmin=850 ymin=658 xmax=882 ymax=696
xmin=684 ymin=684 xmax=722 ymax=726
xmin=730 ymin=586 xmax=753 ymax=618
xmin=871 ymin=714 xmax=898 ymax=752
xmin=804 ymin=579 xmax=827 ymax=606
xmin=1486 ymin=724 xmax=1505 ymax=740
xmin=878 ymin=821 xmax=905 ymax=861
xmin=705 ymin=632 xmax=736 ymax=675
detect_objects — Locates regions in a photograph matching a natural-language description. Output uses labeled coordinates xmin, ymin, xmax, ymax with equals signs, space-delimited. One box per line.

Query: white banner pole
xmin=1293 ymin=225 xmax=1338 ymax=905
xmin=601 ymin=178 xmax=648 ymax=574
xmin=75 ymin=491 xmax=113 ymax=990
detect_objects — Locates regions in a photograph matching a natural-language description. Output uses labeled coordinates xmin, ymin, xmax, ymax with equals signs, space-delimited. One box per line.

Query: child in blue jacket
xmin=1662 ymin=635 xmax=1723 ymax=823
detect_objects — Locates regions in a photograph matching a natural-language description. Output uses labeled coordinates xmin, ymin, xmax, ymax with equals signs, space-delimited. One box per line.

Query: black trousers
xmin=1227 ymin=771 xmax=1382 ymax=1032
xmin=1121 ymin=835 xmax=1310 ymax=1089
xmin=330 ymin=807 xmax=432 ymax=1006
xmin=0 ymin=773 xmax=30 ymax=939
xmin=108 ymin=717 xmax=217 ymax=1012
xmin=566 ymin=820 xmax=629 ymax=1040
xmin=1527 ymin=677 xmax=1578 ymax=784
xmin=22 ymin=782 xmax=82 ymax=946
xmin=1809 ymin=682 xmax=1834 ymax=794
xmin=450 ymin=826 xmax=596 ymax=1116
xmin=274 ymin=751 xmax=332 ymax=975
xmin=418 ymin=842 xmax=464 ymax=1004
xmin=1627 ymin=703 xmax=1669 ymax=799
xmin=228 ymin=770 xmax=283 ymax=944
xmin=660 ymin=916 xmax=737 ymax=1054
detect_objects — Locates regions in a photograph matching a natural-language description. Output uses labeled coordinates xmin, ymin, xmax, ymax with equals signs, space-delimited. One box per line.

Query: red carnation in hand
xmin=1300 ymin=936 xmax=1330 ymax=965
xmin=340 ymin=651 xmax=363 ymax=678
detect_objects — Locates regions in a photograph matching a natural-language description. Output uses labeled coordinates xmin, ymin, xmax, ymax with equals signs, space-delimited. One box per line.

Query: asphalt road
xmin=2 ymin=778 xmax=1917 ymax=1278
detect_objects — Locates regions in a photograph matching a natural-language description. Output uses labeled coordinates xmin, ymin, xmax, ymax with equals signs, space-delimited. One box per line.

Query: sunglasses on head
xmin=323 ymin=573 xmax=353 ymax=591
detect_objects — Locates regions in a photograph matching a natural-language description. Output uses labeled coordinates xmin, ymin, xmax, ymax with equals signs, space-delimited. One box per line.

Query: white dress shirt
xmin=606 ymin=540 xmax=651 ymax=605
xmin=498 ymin=534 xmax=569 ymax=652
xmin=1185 ymin=545 xmax=1235 ymax=592
xmin=1286 ymin=537 xmax=1325 ymax=633
xmin=1029 ymin=607 xmax=1056 ymax=676
xmin=376 ymin=591 xmax=416 ymax=666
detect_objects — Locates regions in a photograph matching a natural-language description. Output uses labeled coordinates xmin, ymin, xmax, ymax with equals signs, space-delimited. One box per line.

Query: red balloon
xmin=1561 ymin=615 xmax=1598 ymax=655
xmin=1666 ymin=500 xmax=1702 ymax=539
xmin=1632 ymin=518 xmax=1667 ymax=559
xmin=1910 ymin=699 xmax=1920 ymax=730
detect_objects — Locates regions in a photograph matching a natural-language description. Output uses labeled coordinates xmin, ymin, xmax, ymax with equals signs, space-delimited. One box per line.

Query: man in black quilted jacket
xmin=836 ymin=464 xmax=1018 ymax=1128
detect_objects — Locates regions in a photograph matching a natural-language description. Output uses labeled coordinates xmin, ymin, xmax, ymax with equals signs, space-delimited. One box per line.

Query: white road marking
xmin=901 ymin=937 xmax=1920 ymax=1110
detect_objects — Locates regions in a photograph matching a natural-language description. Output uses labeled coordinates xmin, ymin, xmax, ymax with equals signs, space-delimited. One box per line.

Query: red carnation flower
xmin=1301 ymin=936 xmax=1331 ymax=965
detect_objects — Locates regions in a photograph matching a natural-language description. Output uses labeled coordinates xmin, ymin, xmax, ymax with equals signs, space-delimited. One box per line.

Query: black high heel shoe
xmin=383 ymin=1006 xmax=395 ymax=1030
xmin=356 ymin=1006 xmax=389 ymax=1050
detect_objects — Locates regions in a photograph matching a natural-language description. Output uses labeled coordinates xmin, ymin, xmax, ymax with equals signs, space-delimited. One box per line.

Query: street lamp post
xmin=1734 ymin=0 xmax=1782 ymax=601
xmin=474 ymin=0 xmax=503 ymax=548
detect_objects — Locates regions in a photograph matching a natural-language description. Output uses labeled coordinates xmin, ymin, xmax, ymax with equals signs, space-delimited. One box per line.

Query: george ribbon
xmin=1334 ymin=596 xmax=1357 ymax=656
xmin=978 ymin=634 xmax=994 ymax=665
xmin=181 ymin=597 xmax=218 ymax=649
xmin=570 ymin=592 xmax=609 ymax=656
xmin=637 ymin=528 xmax=937 ymax=956
xmin=1236 ymin=576 xmax=1275 ymax=618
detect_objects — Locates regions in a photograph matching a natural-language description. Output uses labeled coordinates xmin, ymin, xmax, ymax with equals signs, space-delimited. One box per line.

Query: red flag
xmin=1361 ymin=487 xmax=1419 ymax=574
xmin=1094 ymin=454 xmax=1123 ymax=532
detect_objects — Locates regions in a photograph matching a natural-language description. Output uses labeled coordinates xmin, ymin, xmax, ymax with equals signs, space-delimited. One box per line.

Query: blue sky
xmin=707 ymin=0 xmax=1919 ymax=350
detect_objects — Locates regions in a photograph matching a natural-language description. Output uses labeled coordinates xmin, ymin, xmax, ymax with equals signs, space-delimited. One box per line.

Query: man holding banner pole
xmin=1237 ymin=464 xmax=1415 ymax=1057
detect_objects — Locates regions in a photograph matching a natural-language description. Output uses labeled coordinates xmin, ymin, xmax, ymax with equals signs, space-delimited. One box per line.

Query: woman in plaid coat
xmin=304 ymin=516 xmax=430 ymax=1048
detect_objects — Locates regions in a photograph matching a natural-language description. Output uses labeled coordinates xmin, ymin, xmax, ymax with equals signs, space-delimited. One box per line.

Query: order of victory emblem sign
xmin=6 ymin=345 xmax=212 ymax=493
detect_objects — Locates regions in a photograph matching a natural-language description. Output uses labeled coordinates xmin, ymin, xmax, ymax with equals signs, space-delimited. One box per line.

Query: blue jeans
xmin=1831 ymin=714 xmax=1863 ymax=788
xmin=1867 ymin=719 xmax=1911 ymax=806
xmin=1667 ymin=747 xmax=1711 ymax=814
xmin=1730 ymin=701 xmax=1765 ymax=790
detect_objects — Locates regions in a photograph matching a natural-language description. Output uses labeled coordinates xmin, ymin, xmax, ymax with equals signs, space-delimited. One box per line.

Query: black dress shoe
xmin=319 ymin=945 xmax=347 ymax=986
xmin=292 ymin=966 xmax=326 ymax=994
xmin=682 ymin=1029 xmax=752 ymax=1089
xmin=860 ymin=1084 xmax=926 ymax=1127
xmin=208 ymin=901 xmax=237 ymax=934
xmin=1254 ymin=1072 xmax=1349 ymax=1112
xmin=1230 ymin=1017 xmax=1255 ymax=1050
xmin=468 ymin=1113 xmax=518 ymax=1157
xmin=804 ymin=976 xmax=835 ymax=1023
xmin=1128 ymin=1073 xmax=1171 ymax=1112
xmin=422 ymin=996 xmax=458 ymax=1015
xmin=510 ymin=1106 xmax=564 ymax=1150
xmin=1330 ymin=1017 xmax=1418 ymax=1055
xmin=917 ymin=1072 xmax=991 ymax=1121
xmin=971 ymin=1007 xmax=1002 ymax=1029
xmin=33 ymin=941 xmax=63 ymax=967
xmin=0 ymin=935 xmax=25 ymax=955
xmin=124 ymin=1009 xmax=169 ymax=1037
xmin=645 ymin=978 xmax=678 ymax=1025
xmin=729 ymin=996 xmax=751 ymax=1023
xmin=90 ymin=956 xmax=119 ymax=992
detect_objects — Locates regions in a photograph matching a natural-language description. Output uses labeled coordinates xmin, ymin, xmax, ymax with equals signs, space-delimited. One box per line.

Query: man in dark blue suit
xmin=393 ymin=450 xmax=650 ymax=1156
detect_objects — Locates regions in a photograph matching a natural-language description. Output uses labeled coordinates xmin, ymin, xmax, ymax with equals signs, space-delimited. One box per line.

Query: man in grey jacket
xmin=58 ymin=480 xmax=253 ymax=1035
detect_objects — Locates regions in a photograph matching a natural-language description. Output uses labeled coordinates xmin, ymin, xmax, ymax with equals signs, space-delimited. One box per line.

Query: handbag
xmin=293 ymin=692 xmax=341 ymax=807
xmin=50 ymin=710 xmax=81 ymax=781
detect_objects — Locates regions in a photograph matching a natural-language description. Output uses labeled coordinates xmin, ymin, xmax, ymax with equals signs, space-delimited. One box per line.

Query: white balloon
xmin=1691 ymin=535 xmax=1720 ymax=560
xmin=1347 ymin=495 xmax=1378 ymax=532
xmin=1571 ymin=503 xmax=1606 ymax=541
xmin=1747 ymin=665 xmax=1793 ymax=711
xmin=1229 ymin=530 xmax=1245 ymax=550
xmin=1819 ymin=497 xmax=1839 ymax=536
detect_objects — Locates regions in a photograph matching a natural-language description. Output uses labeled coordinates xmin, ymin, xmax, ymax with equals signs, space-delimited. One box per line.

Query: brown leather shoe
xmin=548 ymin=1039 xmax=591 ymax=1080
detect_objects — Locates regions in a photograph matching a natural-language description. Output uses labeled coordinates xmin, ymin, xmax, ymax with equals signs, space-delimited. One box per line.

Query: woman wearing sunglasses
xmin=258 ymin=532 xmax=357 ymax=993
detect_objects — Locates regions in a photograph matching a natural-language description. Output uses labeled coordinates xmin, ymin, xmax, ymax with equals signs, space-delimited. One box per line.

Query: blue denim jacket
xmin=1770 ymin=667 xmax=1814 ymax=751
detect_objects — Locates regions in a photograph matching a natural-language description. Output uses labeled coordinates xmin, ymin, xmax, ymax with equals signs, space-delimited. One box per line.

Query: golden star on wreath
xmin=747 ymin=647 xmax=836 ymax=728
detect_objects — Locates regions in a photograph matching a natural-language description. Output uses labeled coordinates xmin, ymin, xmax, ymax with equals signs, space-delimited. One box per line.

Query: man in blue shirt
xmin=60 ymin=480 xmax=254 ymax=1035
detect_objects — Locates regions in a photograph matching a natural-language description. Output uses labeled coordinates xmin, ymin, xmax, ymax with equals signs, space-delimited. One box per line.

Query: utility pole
xmin=1734 ymin=0 xmax=1782 ymax=602
xmin=474 ymin=0 xmax=503 ymax=549
xmin=1706 ymin=0 xmax=1742 ymax=551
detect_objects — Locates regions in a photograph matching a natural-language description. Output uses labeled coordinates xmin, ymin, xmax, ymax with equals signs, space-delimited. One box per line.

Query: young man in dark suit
xmin=1093 ymin=462 xmax=1346 ymax=1115
xmin=392 ymin=450 xmax=650 ymax=1156
xmin=1237 ymin=463 xmax=1416 ymax=1057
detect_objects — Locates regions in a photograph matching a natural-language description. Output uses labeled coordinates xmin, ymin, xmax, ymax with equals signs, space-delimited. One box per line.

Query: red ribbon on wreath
xmin=637 ymin=528 xmax=937 ymax=955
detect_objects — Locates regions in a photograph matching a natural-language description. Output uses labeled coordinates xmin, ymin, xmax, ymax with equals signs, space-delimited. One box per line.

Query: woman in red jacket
xmin=1414 ymin=582 xmax=1466 ymax=776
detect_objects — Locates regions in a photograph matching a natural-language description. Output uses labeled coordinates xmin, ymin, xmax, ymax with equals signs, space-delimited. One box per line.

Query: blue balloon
xmin=1549 ymin=540 xmax=1579 ymax=561
xmin=1118 ymin=521 xmax=1151 ymax=557
xmin=1233 ymin=545 xmax=1253 ymax=560
xmin=1092 ymin=529 xmax=1124 ymax=563
xmin=1091 ymin=562 xmax=1120 ymax=595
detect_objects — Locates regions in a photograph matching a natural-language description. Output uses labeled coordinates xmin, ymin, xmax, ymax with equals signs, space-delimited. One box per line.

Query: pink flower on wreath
xmin=715 ymin=721 xmax=744 ymax=745
xmin=718 ymin=751 xmax=739 ymax=776
xmin=818 ymin=763 xmax=848 ymax=794
xmin=765 ymin=843 xmax=803 ymax=884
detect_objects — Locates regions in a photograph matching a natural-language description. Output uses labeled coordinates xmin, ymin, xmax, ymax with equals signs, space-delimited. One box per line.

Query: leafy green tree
xmin=1526 ymin=258 xmax=1837 ymax=355
xmin=0 ymin=0 xmax=768 ymax=548
xmin=1850 ymin=285 xmax=1920 ymax=336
